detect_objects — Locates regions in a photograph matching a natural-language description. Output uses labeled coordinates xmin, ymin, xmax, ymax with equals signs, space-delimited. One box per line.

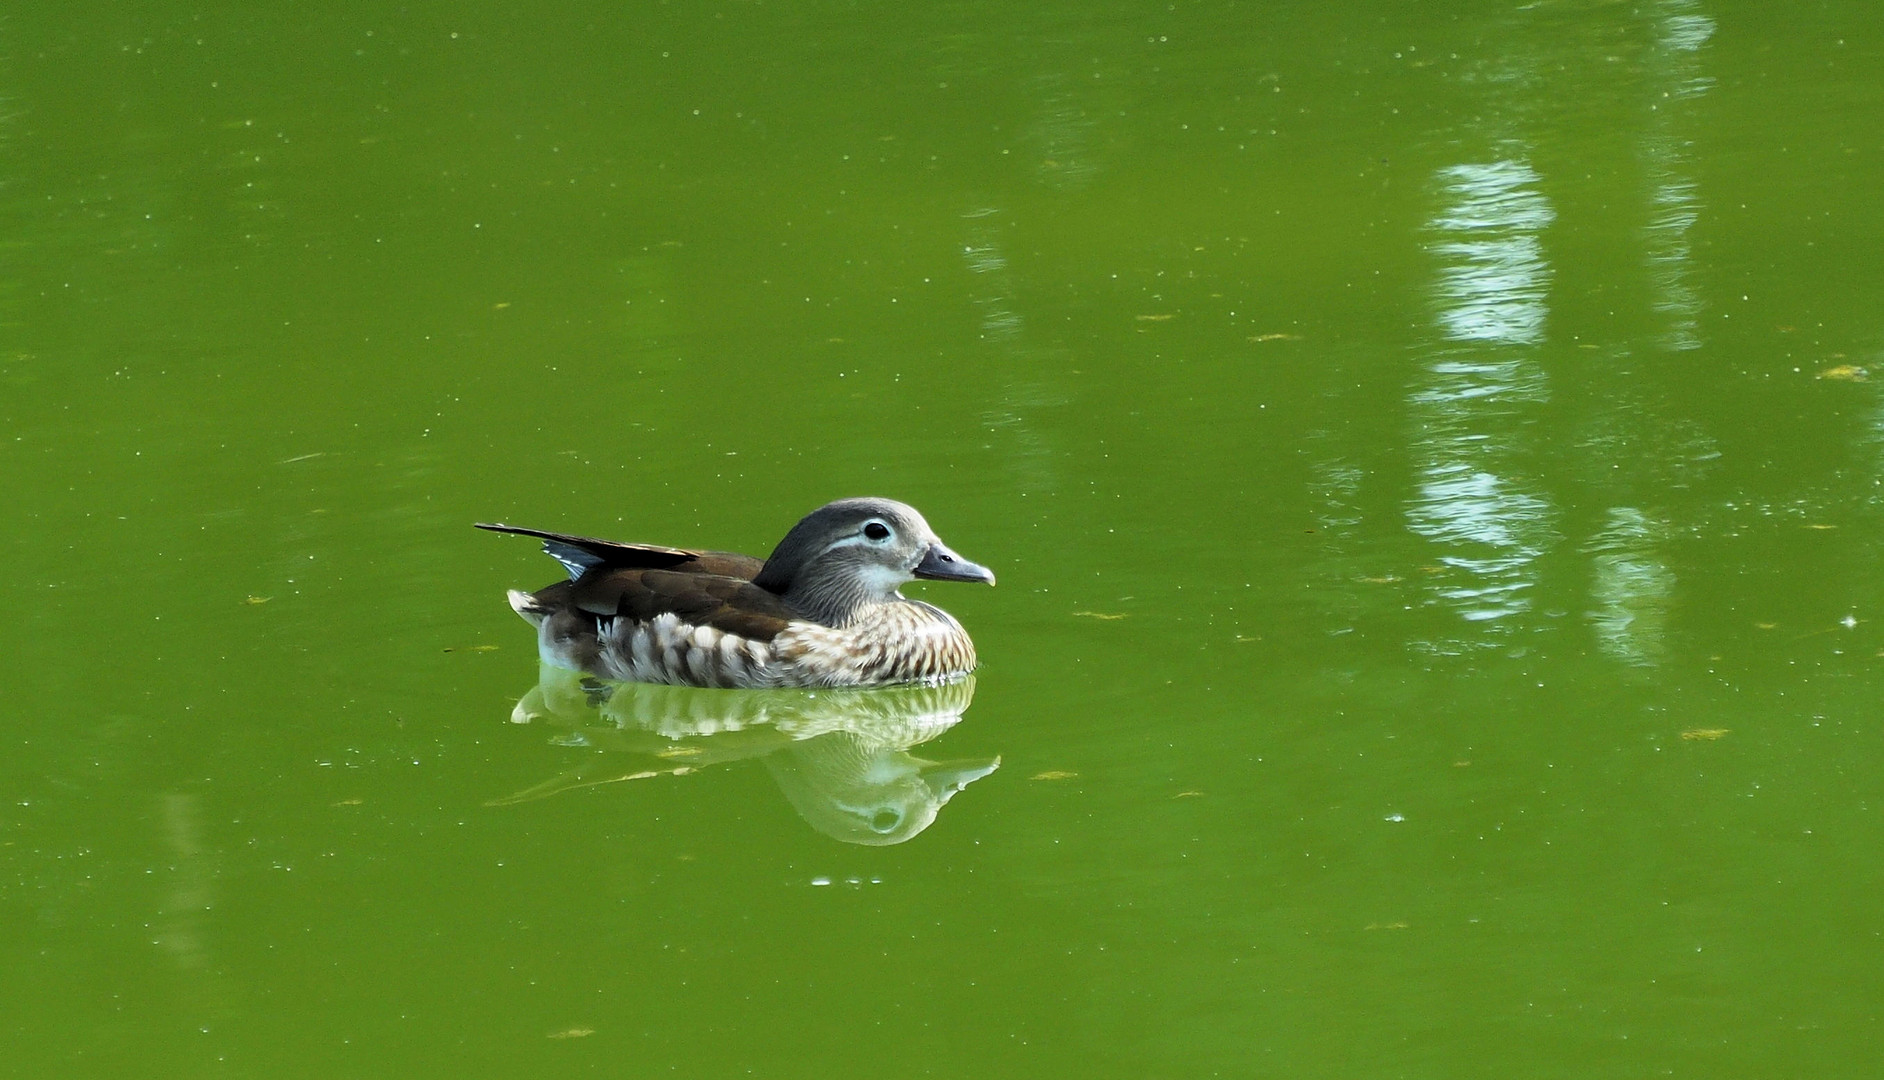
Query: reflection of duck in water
xmin=495 ymin=665 xmax=998 ymax=845
xmin=477 ymin=498 xmax=995 ymax=688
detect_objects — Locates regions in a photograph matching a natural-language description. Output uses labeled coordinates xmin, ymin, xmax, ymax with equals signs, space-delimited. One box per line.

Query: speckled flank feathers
xmin=483 ymin=498 xmax=992 ymax=689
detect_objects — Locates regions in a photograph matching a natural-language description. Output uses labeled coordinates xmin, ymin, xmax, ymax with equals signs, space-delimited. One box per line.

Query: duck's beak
xmin=919 ymin=756 xmax=1003 ymax=801
xmin=913 ymin=541 xmax=996 ymax=585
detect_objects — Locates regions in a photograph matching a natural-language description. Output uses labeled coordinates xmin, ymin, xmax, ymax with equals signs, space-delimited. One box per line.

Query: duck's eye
xmin=863 ymin=521 xmax=892 ymax=542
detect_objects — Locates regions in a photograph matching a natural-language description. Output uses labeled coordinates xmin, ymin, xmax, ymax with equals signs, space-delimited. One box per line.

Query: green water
xmin=6 ymin=1 xmax=1883 ymax=1075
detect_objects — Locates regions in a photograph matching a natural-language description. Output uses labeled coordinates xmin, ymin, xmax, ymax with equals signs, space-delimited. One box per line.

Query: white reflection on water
xmin=1409 ymin=463 xmax=1556 ymax=625
xmin=1408 ymin=156 xmax=1559 ymax=646
xmin=1562 ymin=0 xmax=1715 ymax=664
xmin=1585 ymin=507 xmax=1676 ymax=666
xmin=155 ymin=792 xmax=232 ymax=1022
xmin=1642 ymin=0 xmax=1715 ymax=351
xmin=962 ymin=207 xmax=1024 ymax=342
xmin=1027 ymin=71 xmax=1102 ymax=191
xmin=1428 ymin=160 xmax=1555 ymax=346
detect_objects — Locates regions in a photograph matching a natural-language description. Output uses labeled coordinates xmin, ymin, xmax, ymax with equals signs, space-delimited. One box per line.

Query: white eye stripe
xmin=824 ymin=521 xmax=896 ymax=551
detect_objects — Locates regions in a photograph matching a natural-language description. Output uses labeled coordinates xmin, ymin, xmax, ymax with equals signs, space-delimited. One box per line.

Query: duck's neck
xmin=784 ymin=580 xmax=905 ymax=628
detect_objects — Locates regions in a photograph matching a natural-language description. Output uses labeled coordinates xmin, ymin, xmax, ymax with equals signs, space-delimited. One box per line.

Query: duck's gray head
xmin=753 ymin=498 xmax=994 ymax=626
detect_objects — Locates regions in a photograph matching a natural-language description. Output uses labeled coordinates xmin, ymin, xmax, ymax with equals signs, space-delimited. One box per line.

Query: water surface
xmin=6 ymin=2 xmax=1883 ymax=1076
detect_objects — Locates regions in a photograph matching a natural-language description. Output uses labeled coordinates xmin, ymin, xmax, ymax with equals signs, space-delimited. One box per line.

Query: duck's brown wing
xmin=477 ymin=522 xmax=767 ymax=581
xmin=559 ymin=566 xmax=797 ymax=643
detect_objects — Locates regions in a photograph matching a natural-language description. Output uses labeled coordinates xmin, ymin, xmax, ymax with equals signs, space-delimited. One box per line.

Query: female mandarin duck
xmin=477 ymin=498 xmax=994 ymax=689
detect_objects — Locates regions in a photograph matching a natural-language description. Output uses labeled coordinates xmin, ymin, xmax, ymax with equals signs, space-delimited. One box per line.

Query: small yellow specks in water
xmin=1755 ymin=622 xmax=1778 ymax=630
xmin=547 ymin=1028 xmax=594 ymax=1040
xmin=1681 ymin=728 xmax=1730 ymax=741
xmin=1030 ymin=770 xmax=1079 ymax=781
xmin=1365 ymin=921 xmax=1410 ymax=931
xmin=1172 ymin=790 xmax=1204 ymax=799
xmin=442 ymin=644 xmax=500 ymax=653
xmin=1357 ymin=575 xmax=1401 ymax=584
xmin=1452 ymin=760 xmax=1471 ymax=768
xmin=493 ymin=301 xmax=511 ymax=310
xmin=331 ymin=798 xmax=363 ymax=807
xmin=1805 ymin=523 xmax=1838 ymax=530
xmin=1074 ymin=611 xmax=1127 ymax=620
xmin=1135 ymin=313 xmax=1177 ymax=322
xmin=1247 ymin=332 xmax=1302 ymax=342
xmin=242 ymin=595 xmax=272 ymax=605
xmin=1234 ymin=634 xmax=1262 ymax=643
xmin=656 ymin=746 xmax=704 ymax=759
xmin=1818 ymin=364 xmax=1868 ymax=381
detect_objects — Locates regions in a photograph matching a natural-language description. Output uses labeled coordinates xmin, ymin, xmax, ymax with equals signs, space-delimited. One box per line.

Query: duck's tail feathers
xmin=507 ymin=589 xmax=551 ymax=627
xmin=477 ymin=521 xmax=702 ymax=580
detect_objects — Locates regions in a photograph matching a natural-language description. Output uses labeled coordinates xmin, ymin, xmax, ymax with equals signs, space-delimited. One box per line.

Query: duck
xmin=477 ymin=498 xmax=994 ymax=689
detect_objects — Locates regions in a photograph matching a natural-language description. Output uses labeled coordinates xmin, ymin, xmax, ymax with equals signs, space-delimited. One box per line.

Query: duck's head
xmin=754 ymin=498 xmax=995 ymax=626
